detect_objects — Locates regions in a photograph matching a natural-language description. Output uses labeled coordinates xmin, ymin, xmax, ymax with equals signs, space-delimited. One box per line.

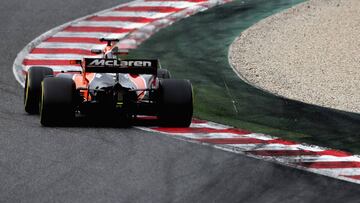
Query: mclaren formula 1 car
xmin=24 ymin=39 xmax=193 ymax=126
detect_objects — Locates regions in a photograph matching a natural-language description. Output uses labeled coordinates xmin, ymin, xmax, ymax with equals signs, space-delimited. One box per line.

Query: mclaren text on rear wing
xmin=84 ymin=58 xmax=158 ymax=75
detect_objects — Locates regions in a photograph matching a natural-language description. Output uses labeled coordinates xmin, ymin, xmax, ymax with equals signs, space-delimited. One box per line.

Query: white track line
xmin=98 ymin=11 xmax=171 ymax=18
xmin=36 ymin=42 xmax=107 ymax=50
xmin=278 ymin=156 xmax=360 ymax=163
xmin=227 ymin=144 xmax=318 ymax=151
xmin=307 ymin=168 xmax=360 ymax=176
xmin=53 ymin=32 xmax=128 ymax=39
xmin=190 ymin=123 xmax=229 ymax=129
xmin=72 ymin=21 xmax=147 ymax=28
xmin=23 ymin=65 xmax=81 ymax=72
xmin=25 ymin=54 xmax=92 ymax=60
xmin=129 ymin=1 xmax=199 ymax=8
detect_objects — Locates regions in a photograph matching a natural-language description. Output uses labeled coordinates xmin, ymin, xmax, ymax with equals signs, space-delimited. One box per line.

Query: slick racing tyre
xmin=40 ymin=77 xmax=76 ymax=126
xmin=159 ymin=79 xmax=193 ymax=127
xmin=157 ymin=69 xmax=171 ymax=79
xmin=24 ymin=66 xmax=54 ymax=114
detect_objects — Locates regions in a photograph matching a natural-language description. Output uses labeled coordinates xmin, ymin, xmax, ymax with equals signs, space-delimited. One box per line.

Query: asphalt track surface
xmin=1 ymin=0 xmax=360 ymax=202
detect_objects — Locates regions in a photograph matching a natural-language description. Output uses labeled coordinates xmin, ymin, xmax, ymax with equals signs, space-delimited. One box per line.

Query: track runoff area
xmin=12 ymin=0 xmax=360 ymax=184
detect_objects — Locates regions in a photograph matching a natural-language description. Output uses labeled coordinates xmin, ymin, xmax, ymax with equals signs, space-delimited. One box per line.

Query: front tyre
xmin=24 ymin=66 xmax=53 ymax=114
xmin=40 ymin=77 xmax=76 ymax=126
xmin=159 ymin=79 xmax=193 ymax=127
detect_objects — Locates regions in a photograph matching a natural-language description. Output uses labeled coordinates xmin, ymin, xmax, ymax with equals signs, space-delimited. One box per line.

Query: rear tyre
xmin=40 ymin=77 xmax=76 ymax=126
xmin=24 ymin=67 xmax=53 ymax=114
xmin=159 ymin=79 xmax=193 ymax=127
xmin=157 ymin=69 xmax=171 ymax=79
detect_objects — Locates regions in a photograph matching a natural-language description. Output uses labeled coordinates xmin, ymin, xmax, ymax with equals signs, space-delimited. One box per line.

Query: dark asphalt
xmin=1 ymin=0 xmax=360 ymax=202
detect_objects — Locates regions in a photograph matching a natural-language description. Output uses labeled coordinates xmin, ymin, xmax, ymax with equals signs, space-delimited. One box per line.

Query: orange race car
xmin=24 ymin=39 xmax=193 ymax=127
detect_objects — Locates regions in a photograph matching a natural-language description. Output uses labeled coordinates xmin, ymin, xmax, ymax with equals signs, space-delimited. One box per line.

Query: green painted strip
xmin=131 ymin=0 xmax=360 ymax=153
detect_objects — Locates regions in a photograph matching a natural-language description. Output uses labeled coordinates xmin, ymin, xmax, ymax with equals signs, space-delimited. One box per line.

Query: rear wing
xmin=84 ymin=58 xmax=158 ymax=75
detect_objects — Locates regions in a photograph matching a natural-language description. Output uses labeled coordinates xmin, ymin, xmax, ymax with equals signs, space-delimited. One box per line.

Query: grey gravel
xmin=229 ymin=0 xmax=360 ymax=113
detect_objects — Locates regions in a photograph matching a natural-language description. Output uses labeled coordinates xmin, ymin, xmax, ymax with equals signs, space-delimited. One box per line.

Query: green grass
xmin=130 ymin=0 xmax=360 ymax=153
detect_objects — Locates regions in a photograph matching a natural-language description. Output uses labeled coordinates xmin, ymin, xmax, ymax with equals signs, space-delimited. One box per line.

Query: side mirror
xmin=91 ymin=49 xmax=103 ymax=54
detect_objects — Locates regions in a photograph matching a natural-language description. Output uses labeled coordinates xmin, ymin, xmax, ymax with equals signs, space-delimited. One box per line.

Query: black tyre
xmin=40 ymin=77 xmax=76 ymax=126
xmin=24 ymin=66 xmax=53 ymax=114
xmin=158 ymin=79 xmax=193 ymax=127
xmin=157 ymin=69 xmax=171 ymax=79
